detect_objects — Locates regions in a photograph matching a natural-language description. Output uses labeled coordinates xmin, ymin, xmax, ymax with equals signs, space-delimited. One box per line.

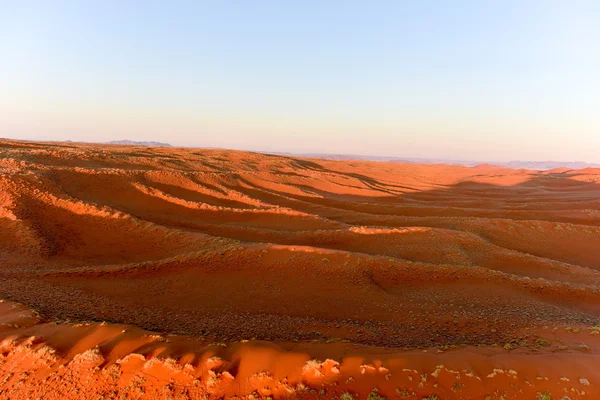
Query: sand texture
xmin=1 ymin=139 xmax=599 ymax=399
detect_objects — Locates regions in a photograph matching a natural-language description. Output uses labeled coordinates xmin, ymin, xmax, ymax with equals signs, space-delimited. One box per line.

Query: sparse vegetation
xmin=537 ymin=391 xmax=552 ymax=400
xmin=367 ymin=391 xmax=386 ymax=400
xmin=339 ymin=393 xmax=354 ymax=400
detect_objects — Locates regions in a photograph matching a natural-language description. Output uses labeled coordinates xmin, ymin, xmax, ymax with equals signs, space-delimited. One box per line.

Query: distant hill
xmin=98 ymin=145 xmax=599 ymax=170
xmin=267 ymin=152 xmax=600 ymax=171
xmin=493 ymin=160 xmax=600 ymax=170
xmin=107 ymin=140 xmax=172 ymax=147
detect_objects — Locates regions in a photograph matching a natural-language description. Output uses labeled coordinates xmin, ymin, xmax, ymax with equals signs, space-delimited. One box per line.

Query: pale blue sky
xmin=1 ymin=1 xmax=599 ymax=161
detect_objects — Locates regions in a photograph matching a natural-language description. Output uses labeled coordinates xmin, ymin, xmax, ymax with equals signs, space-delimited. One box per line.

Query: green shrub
xmin=367 ymin=391 xmax=386 ymax=400
xmin=537 ymin=392 xmax=552 ymax=400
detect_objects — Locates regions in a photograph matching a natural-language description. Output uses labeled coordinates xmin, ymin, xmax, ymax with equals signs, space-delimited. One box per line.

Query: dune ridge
xmin=1 ymin=138 xmax=600 ymax=398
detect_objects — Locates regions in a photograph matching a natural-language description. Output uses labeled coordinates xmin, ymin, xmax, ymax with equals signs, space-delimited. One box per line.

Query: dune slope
xmin=1 ymin=139 xmax=599 ymax=399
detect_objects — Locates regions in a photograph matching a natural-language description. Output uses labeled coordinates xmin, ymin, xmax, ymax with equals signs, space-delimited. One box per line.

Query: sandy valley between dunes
xmin=1 ymin=139 xmax=599 ymax=399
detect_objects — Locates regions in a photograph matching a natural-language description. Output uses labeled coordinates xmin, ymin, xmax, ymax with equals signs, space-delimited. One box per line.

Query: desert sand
xmin=1 ymin=138 xmax=599 ymax=399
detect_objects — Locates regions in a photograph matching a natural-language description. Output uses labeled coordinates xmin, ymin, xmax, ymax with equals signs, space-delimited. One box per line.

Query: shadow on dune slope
xmin=1 ymin=139 xmax=600 ymax=349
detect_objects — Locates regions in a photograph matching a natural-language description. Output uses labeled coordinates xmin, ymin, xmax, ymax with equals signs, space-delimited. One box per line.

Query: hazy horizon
xmin=2 ymin=1 xmax=599 ymax=162
xmin=6 ymin=136 xmax=600 ymax=168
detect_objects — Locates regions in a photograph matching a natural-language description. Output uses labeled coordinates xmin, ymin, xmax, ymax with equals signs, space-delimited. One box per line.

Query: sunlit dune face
xmin=1 ymin=139 xmax=600 ymax=399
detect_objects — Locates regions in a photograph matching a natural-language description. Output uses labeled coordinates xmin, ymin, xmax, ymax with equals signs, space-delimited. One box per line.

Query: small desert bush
xmin=367 ymin=391 xmax=386 ymax=400
xmin=537 ymin=392 xmax=552 ymax=400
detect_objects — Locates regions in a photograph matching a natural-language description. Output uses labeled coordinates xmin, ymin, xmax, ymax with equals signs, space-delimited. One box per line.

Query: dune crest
xmin=1 ymin=139 xmax=599 ymax=398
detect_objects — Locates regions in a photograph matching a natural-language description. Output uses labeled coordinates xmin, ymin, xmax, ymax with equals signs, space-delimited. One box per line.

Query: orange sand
xmin=1 ymin=138 xmax=599 ymax=399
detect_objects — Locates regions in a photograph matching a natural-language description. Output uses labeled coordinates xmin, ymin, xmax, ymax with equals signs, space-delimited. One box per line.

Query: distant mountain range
xmin=99 ymin=142 xmax=598 ymax=170
xmin=492 ymin=160 xmax=600 ymax=170
xmin=107 ymin=140 xmax=172 ymax=147
xmin=269 ymin=152 xmax=600 ymax=171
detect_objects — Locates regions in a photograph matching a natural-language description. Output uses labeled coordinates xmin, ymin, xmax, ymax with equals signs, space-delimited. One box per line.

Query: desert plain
xmin=0 ymin=138 xmax=599 ymax=399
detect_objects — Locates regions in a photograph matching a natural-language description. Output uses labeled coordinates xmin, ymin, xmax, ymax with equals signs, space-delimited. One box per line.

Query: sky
xmin=1 ymin=1 xmax=599 ymax=162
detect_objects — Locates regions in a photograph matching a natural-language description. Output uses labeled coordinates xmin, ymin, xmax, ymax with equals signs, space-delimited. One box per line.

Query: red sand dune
xmin=1 ymin=138 xmax=599 ymax=399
